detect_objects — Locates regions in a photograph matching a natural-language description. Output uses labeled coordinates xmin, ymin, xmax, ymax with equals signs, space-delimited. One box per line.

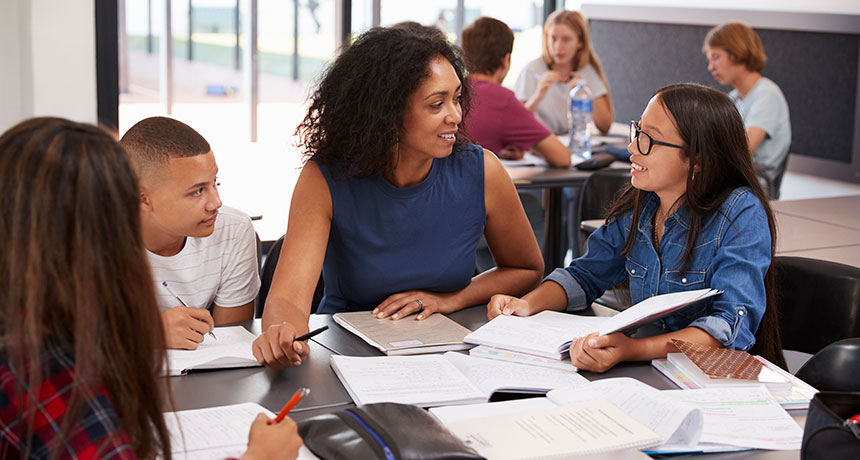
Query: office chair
xmin=775 ymin=256 xmax=860 ymax=355
xmin=256 ymin=235 xmax=325 ymax=318
xmin=568 ymin=168 xmax=632 ymax=258
xmin=795 ymin=338 xmax=860 ymax=392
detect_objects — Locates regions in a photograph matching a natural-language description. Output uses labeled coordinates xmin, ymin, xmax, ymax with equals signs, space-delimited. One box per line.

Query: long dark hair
xmin=0 ymin=118 xmax=172 ymax=458
xmin=606 ymin=83 xmax=784 ymax=367
xmin=296 ymin=26 xmax=472 ymax=179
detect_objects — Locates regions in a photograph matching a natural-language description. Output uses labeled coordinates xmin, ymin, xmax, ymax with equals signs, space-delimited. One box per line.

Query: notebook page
xmin=166 ymin=326 xmax=260 ymax=376
xmin=164 ymin=402 xmax=319 ymax=460
xmin=444 ymin=352 xmax=587 ymax=396
xmin=329 ymin=355 xmax=486 ymax=407
xmin=464 ymin=311 xmax=608 ymax=359
xmin=548 ymin=377 xmax=702 ymax=447
xmin=597 ymin=288 xmax=720 ymax=336
xmin=444 ymin=400 xmax=661 ymax=460
xmin=430 ymin=397 xmax=558 ymax=424
xmin=662 ymin=386 xmax=803 ymax=450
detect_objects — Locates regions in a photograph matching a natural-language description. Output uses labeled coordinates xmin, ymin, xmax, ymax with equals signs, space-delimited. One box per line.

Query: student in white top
xmin=120 ymin=117 xmax=261 ymax=350
xmin=514 ymin=9 xmax=614 ymax=134
xmin=703 ymin=21 xmax=791 ymax=199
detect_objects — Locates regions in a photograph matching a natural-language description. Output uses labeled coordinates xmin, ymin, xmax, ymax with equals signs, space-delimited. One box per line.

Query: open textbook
xmin=333 ymin=311 xmax=473 ymax=355
xmin=166 ymin=326 xmax=260 ymax=376
xmin=431 ymin=378 xmax=802 ymax=455
xmin=464 ymin=289 xmax=721 ymax=360
xmin=163 ymin=402 xmax=319 ymax=460
xmin=330 ymin=352 xmax=587 ymax=407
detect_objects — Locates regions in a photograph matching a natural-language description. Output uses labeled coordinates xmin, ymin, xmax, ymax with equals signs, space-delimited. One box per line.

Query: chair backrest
xmin=568 ymin=168 xmax=632 ymax=257
xmin=256 ymin=235 xmax=325 ymax=318
xmin=795 ymin=338 xmax=860 ymax=392
xmin=775 ymin=256 xmax=860 ymax=355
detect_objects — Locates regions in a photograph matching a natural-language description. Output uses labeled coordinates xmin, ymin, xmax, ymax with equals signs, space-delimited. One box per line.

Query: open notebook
xmin=464 ymin=288 xmax=721 ymax=360
xmin=330 ymin=352 xmax=588 ymax=407
xmin=333 ymin=311 xmax=473 ymax=355
xmin=166 ymin=326 xmax=260 ymax=376
xmin=163 ymin=402 xmax=319 ymax=459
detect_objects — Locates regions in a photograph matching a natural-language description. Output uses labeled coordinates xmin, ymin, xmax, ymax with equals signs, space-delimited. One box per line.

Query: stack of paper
xmin=166 ymin=326 xmax=261 ymax=376
xmin=333 ymin=311 xmax=473 ymax=355
xmin=330 ymin=352 xmax=588 ymax=407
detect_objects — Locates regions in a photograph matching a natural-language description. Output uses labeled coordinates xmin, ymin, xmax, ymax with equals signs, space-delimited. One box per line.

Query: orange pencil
xmin=273 ymin=387 xmax=310 ymax=423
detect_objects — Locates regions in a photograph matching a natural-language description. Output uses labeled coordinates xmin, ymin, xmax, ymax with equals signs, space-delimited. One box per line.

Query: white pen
xmin=161 ymin=281 xmax=216 ymax=340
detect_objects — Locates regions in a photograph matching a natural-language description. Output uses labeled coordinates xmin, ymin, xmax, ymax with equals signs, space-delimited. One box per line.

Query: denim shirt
xmin=546 ymin=187 xmax=771 ymax=351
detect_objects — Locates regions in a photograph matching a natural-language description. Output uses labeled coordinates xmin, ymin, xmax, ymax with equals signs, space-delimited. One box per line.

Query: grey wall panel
xmin=590 ymin=19 xmax=858 ymax=164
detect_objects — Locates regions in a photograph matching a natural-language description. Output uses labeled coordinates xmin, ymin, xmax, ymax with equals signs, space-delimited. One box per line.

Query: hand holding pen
xmin=160 ymin=281 xmax=216 ymax=349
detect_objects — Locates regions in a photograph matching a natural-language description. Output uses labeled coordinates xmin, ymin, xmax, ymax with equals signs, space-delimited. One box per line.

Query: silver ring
xmin=416 ymin=299 xmax=423 ymax=312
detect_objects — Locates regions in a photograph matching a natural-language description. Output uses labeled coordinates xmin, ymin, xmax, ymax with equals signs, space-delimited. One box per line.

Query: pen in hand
xmin=273 ymin=387 xmax=310 ymax=423
xmin=161 ymin=281 xmax=216 ymax=340
xmin=294 ymin=325 xmax=328 ymax=342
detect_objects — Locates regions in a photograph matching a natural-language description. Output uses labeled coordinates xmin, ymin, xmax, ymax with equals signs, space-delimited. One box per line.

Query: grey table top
xmin=168 ymin=306 xmax=805 ymax=457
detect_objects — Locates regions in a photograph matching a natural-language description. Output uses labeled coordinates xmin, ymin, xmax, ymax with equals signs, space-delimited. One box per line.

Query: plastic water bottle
xmin=568 ymin=81 xmax=593 ymax=158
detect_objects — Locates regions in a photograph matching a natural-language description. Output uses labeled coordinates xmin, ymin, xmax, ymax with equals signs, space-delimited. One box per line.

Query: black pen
xmin=162 ymin=281 xmax=216 ymax=340
xmin=294 ymin=325 xmax=328 ymax=342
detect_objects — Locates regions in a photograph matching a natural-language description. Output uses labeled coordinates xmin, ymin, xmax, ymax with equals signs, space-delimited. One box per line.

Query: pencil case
xmin=801 ymin=392 xmax=860 ymax=460
xmin=297 ymin=402 xmax=485 ymax=460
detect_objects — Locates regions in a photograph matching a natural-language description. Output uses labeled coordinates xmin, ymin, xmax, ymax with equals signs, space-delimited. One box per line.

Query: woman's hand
xmin=569 ymin=331 xmax=634 ymax=373
xmin=486 ymin=294 xmax=533 ymax=320
xmin=242 ymin=414 xmax=303 ymax=460
xmin=251 ymin=322 xmax=311 ymax=369
xmin=372 ymin=290 xmax=457 ymax=320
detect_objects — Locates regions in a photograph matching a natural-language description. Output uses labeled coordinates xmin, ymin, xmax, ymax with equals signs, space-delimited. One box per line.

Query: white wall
xmin=570 ymin=0 xmax=860 ymax=15
xmin=0 ymin=0 xmax=97 ymax=134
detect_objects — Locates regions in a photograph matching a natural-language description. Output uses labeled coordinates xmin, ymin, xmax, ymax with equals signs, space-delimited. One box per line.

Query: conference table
xmin=169 ymin=306 xmax=805 ymax=460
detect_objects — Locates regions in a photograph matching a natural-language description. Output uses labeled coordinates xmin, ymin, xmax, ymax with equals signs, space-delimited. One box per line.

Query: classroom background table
xmin=169 ymin=306 xmax=805 ymax=459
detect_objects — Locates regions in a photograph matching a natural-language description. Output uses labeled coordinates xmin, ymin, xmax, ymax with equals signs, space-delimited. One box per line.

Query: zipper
xmin=343 ymin=409 xmax=396 ymax=460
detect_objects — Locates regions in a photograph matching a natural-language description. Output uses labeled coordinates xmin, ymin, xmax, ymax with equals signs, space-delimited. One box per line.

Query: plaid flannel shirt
xmin=0 ymin=347 xmax=138 ymax=459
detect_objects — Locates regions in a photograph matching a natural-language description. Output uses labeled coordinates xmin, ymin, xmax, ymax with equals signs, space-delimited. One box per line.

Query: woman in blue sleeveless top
xmin=253 ymin=27 xmax=544 ymax=369
xmin=489 ymin=83 xmax=784 ymax=372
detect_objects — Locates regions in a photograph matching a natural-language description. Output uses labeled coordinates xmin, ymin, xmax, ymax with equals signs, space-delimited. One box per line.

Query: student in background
xmin=0 ymin=117 xmax=301 ymax=459
xmin=488 ymin=83 xmax=784 ymax=373
xmin=703 ymin=21 xmax=791 ymax=199
xmin=253 ymin=27 xmax=544 ymax=370
xmin=120 ymin=117 xmax=260 ymax=350
xmin=461 ymin=16 xmax=570 ymax=168
xmin=514 ymin=9 xmax=613 ymax=134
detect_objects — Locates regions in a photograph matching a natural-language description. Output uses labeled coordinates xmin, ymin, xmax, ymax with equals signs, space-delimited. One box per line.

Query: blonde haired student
xmin=514 ymin=9 xmax=614 ymax=134
xmin=489 ymin=83 xmax=784 ymax=373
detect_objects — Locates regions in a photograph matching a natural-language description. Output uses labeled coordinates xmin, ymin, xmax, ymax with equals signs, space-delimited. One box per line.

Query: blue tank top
xmin=316 ymin=144 xmax=486 ymax=313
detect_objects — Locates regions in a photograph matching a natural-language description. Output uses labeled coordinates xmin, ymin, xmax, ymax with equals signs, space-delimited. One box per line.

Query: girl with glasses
xmin=488 ymin=83 xmax=784 ymax=373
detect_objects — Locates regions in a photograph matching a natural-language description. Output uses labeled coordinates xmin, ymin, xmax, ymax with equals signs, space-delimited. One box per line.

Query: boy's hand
xmin=160 ymin=306 xmax=215 ymax=350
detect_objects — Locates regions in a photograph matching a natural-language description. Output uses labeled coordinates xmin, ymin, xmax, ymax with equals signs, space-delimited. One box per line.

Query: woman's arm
xmin=592 ymin=94 xmax=613 ymax=134
xmin=251 ymin=162 xmax=332 ymax=369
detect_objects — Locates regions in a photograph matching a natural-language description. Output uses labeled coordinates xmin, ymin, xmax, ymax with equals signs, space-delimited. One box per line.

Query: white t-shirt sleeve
xmin=742 ymin=84 xmax=784 ymax=138
xmin=214 ymin=211 xmax=262 ymax=308
xmin=578 ymin=64 xmax=607 ymax=99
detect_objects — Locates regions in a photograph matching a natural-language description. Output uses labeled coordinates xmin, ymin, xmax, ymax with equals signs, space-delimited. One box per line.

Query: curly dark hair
xmin=296 ymin=26 xmax=472 ymax=179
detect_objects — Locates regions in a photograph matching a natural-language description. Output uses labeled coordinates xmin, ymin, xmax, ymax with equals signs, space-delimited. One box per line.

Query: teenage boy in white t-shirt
xmin=121 ymin=117 xmax=260 ymax=350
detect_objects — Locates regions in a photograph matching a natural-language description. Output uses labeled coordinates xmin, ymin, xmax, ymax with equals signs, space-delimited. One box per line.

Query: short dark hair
xmin=461 ymin=17 xmax=514 ymax=74
xmin=296 ymin=26 xmax=471 ymax=179
xmin=119 ymin=116 xmax=211 ymax=184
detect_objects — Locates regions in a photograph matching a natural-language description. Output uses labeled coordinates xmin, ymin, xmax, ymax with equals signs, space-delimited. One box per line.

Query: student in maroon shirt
xmin=462 ymin=16 xmax=571 ymax=168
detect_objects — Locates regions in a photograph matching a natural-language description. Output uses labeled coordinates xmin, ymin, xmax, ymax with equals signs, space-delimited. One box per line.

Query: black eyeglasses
xmin=629 ymin=121 xmax=686 ymax=155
